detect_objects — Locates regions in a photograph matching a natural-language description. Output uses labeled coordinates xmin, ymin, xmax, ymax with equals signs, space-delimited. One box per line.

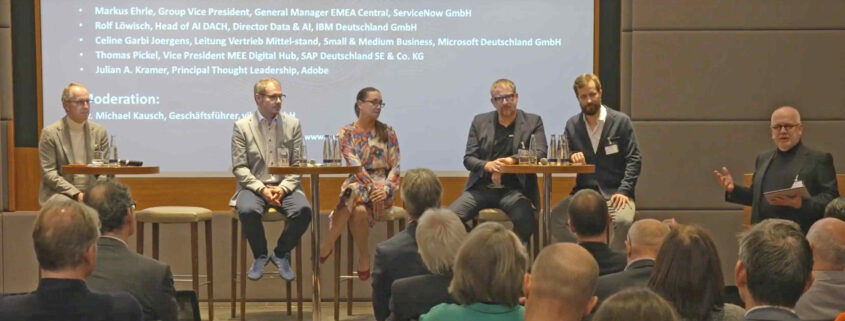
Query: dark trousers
xmin=449 ymin=186 xmax=536 ymax=242
xmin=236 ymin=189 xmax=312 ymax=259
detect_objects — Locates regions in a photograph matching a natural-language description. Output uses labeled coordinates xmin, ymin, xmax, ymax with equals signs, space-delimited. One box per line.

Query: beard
xmin=581 ymin=102 xmax=600 ymax=116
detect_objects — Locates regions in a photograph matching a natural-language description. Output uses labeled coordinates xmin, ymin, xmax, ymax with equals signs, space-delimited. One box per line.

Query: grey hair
xmin=806 ymin=218 xmax=845 ymax=267
xmin=400 ymin=168 xmax=442 ymax=219
xmin=84 ymin=180 xmax=134 ymax=233
xmin=824 ymin=197 xmax=845 ymax=222
xmin=738 ymin=219 xmax=812 ymax=307
xmin=416 ymin=208 xmax=467 ymax=275
xmin=449 ymin=222 xmax=528 ymax=306
xmin=61 ymin=82 xmax=86 ymax=101
xmin=33 ymin=199 xmax=101 ymax=271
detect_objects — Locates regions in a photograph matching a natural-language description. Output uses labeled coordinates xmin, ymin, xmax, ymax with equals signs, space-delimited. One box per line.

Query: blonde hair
xmin=416 ymin=208 xmax=467 ymax=275
xmin=449 ymin=222 xmax=528 ymax=306
xmin=254 ymin=77 xmax=280 ymax=94
xmin=573 ymin=73 xmax=602 ymax=94
xmin=61 ymin=82 xmax=87 ymax=101
xmin=400 ymin=168 xmax=442 ymax=219
xmin=489 ymin=78 xmax=516 ymax=95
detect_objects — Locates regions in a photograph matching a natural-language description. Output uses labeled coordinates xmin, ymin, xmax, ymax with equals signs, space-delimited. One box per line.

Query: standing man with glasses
xmin=39 ymin=82 xmax=110 ymax=205
xmin=449 ymin=78 xmax=547 ymax=245
xmin=715 ymin=106 xmax=839 ymax=233
xmin=231 ymin=77 xmax=313 ymax=281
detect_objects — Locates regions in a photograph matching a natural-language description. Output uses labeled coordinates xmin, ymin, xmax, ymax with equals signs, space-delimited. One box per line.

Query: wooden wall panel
xmin=13 ymin=148 xmax=40 ymax=211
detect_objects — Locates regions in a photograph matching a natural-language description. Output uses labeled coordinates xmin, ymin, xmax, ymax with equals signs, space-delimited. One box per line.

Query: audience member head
xmin=400 ymin=168 xmax=442 ymax=220
xmin=824 ymin=196 xmax=845 ymax=222
xmin=84 ymin=180 xmax=135 ymax=235
xmin=61 ymin=82 xmax=90 ymax=124
xmin=592 ymin=287 xmax=680 ymax=321
xmin=415 ymin=208 xmax=467 ymax=275
xmin=770 ymin=106 xmax=802 ymax=152
xmin=524 ymin=243 xmax=599 ymax=321
xmin=33 ymin=199 xmax=101 ymax=277
xmin=450 ymin=222 xmax=528 ymax=307
xmin=625 ymin=218 xmax=670 ymax=261
xmin=648 ymin=225 xmax=725 ymax=321
xmin=253 ymin=77 xmax=282 ymax=119
xmin=736 ymin=219 xmax=813 ymax=308
xmin=805 ymin=218 xmax=845 ymax=271
xmin=568 ymin=189 xmax=610 ymax=240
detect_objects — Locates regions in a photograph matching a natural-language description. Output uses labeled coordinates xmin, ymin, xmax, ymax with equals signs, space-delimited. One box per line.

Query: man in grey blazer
xmin=795 ymin=218 xmax=845 ymax=321
xmin=449 ymin=78 xmax=547 ymax=244
xmin=550 ymin=74 xmax=641 ymax=250
xmin=231 ymin=77 xmax=312 ymax=281
xmin=84 ymin=180 xmax=178 ymax=321
xmin=38 ymin=82 xmax=109 ymax=205
xmin=594 ymin=219 xmax=669 ymax=306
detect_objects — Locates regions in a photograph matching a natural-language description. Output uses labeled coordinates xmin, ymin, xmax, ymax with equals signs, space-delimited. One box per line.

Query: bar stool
xmin=229 ymin=208 xmax=303 ymax=321
xmin=332 ymin=206 xmax=407 ymax=321
xmin=476 ymin=208 xmax=541 ymax=258
xmin=135 ymin=206 xmax=214 ymax=321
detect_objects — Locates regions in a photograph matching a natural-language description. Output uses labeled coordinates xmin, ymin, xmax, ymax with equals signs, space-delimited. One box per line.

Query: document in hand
xmin=763 ymin=185 xmax=810 ymax=202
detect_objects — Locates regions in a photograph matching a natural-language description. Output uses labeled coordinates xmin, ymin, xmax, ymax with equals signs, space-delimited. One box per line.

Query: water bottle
xmin=528 ymin=134 xmax=538 ymax=164
xmin=333 ymin=135 xmax=343 ymax=164
xmin=561 ymin=133 xmax=571 ymax=165
xmin=549 ymin=134 xmax=558 ymax=164
xmin=322 ymin=135 xmax=331 ymax=164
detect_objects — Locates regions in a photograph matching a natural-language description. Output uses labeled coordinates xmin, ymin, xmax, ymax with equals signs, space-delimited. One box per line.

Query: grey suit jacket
xmin=565 ymin=106 xmax=641 ymax=199
xmin=86 ymin=237 xmax=177 ymax=321
xmin=744 ymin=306 xmax=802 ymax=321
xmin=795 ymin=270 xmax=845 ymax=321
xmin=230 ymin=111 xmax=305 ymax=206
xmin=462 ymin=109 xmax=547 ymax=207
xmin=594 ymin=258 xmax=654 ymax=305
xmin=38 ymin=117 xmax=109 ymax=205
xmin=726 ymin=142 xmax=838 ymax=233
xmin=388 ymin=273 xmax=455 ymax=321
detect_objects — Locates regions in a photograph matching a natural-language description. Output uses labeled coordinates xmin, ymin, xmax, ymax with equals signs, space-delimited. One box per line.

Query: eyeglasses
xmin=491 ymin=94 xmax=517 ymax=104
xmin=66 ymin=99 xmax=91 ymax=105
xmin=362 ymin=100 xmax=386 ymax=108
xmin=771 ymin=123 xmax=800 ymax=132
xmin=260 ymin=93 xmax=286 ymax=101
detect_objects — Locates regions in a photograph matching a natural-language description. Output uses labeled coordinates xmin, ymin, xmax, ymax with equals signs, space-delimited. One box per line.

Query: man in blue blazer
xmin=550 ymin=74 xmax=642 ymax=250
xmin=449 ymin=78 xmax=547 ymax=244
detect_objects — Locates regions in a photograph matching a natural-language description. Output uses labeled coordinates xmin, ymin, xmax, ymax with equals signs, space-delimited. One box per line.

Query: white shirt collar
xmin=745 ymin=305 xmax=797 ymax=315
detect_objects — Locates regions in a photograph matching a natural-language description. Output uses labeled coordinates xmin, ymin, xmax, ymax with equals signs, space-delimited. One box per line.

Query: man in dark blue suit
xmin=550 ymin=74 xmax=641 ymax=250
xmin=736 ymin=219 xmax=813 ymax=321
xmin=0 ymin=200 xmax=142 ymax=321
xmin=449 ymin=78 xmax=547 ymax=244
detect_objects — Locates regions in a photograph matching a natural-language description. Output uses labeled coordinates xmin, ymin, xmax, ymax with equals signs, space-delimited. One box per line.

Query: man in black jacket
xmin=594 ymin=219 xmax=669 ymax=305
xmin=569 ymin=189 xmax=627 ymax=276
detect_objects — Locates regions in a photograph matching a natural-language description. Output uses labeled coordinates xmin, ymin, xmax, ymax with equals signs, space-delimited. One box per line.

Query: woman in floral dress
xmin=319 ymin=87 xmax=400 ymax=280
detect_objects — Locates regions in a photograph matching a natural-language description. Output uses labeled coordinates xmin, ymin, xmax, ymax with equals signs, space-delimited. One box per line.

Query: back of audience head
xmin=400 ymin=168 xmax=442 ymax=220
xmin=592 ymin=287 xmax=679 ymax=321
xmin=626 ymin=218 xmax=670 ymax=260
xmin=33 ymin=199 xmax=101 ymax=274
xmin=415 ymin=208 xmax=467 ymax=275
xmin=524 ymin=243 xmax=598 ymax=321
xmin=648 ymin=225 xmax=724 ymax=321
xmin=84 ymin=180 xmax=135 ymax=234
xmin=449 ymin=222 xmax=527 ymax=307
xmin=805 ymin=217 xmax=845 ymax=270
xmin=568 ymin=189 xmax=609 ymax=238
xmin=824 ymin=196 xmax=845 ymax=222
xmin=737 ymin=219 xmax=813 ymax=308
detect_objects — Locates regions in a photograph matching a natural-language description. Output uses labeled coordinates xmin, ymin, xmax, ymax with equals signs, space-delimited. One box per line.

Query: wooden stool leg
xmin=240 ymin=229 xmax=247 ymax=321
xmin=152 ymin=223 xmax=160 ymax=260
xmin=191 ymin=223 xmax=199 ymax=296
xmin=333 ymin=237 xmax=341 ymax=321
xmin=136 ymin=222 xmax=144 ymax=254
xmin=295 ymin=242 xmax=303 ymax=321
xmin=230 ymin=219 xmax=237 ymax=318
xmin=346 ymin=229 xmax=354 ymax=316
xmin=205 ymin=221 xmax=214 ymax=321
xmin=387 ymin=221 xmax=395 ymax=239
xmin=286 ymin=278 xmax=292 ymax=315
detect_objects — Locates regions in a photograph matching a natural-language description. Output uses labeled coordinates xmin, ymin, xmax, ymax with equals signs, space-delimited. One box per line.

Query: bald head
xmin=527 ymin=243 xmax=599 ymax=317
xmin=770 ymin=106 xmax=803 ymax=152
xmin=806 ymin=218 xmax=845 ymax=269
xmin=627 ymin=219 xmax=670 ymax=260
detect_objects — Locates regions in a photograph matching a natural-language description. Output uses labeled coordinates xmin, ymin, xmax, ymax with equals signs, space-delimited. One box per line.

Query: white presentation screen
xmin=41 ymin=0 xmax=593 ymax=175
